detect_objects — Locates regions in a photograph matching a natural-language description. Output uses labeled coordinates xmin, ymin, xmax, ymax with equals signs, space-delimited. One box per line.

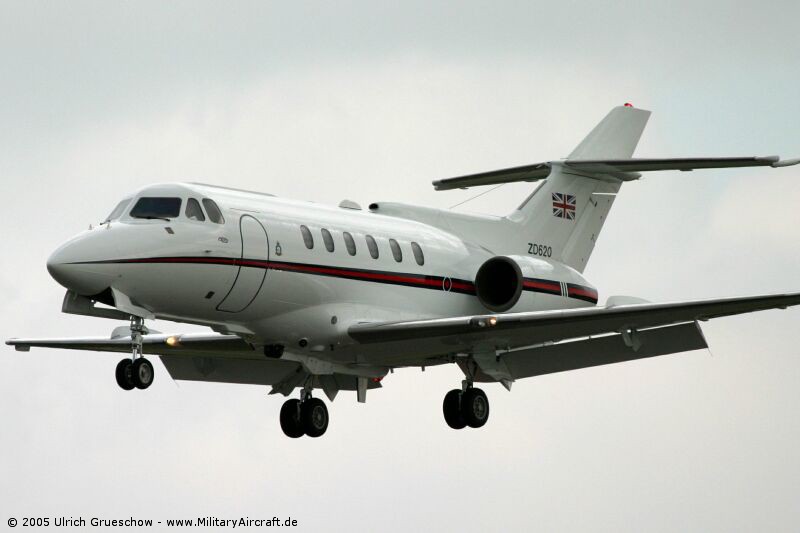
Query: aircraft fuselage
xmin=47 ymin=182 xmax=596 ymax=366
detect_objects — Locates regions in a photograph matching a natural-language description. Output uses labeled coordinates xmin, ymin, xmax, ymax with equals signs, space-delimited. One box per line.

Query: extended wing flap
xmin=501 ymin=322 xmax=707 ymax=380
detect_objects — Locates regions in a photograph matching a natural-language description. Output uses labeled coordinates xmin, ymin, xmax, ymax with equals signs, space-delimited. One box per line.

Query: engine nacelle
xmin=474 ymin=255 xmax=598 ymax=312
xmin=474 ymin=256 xmax=524 ymax=312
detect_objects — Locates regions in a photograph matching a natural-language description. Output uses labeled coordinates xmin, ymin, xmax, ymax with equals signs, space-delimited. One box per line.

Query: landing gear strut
xmin=443 ymin=383 xmax=490 ymax=430
xmin=279 ymin=388 xmax=329 ymax=438
xmin=115 ymin=316 xmax=154 ymax=391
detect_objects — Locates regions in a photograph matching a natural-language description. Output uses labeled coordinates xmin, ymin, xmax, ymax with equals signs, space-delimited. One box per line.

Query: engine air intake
xmin=474 ymin=256 xmax=523 ymax=312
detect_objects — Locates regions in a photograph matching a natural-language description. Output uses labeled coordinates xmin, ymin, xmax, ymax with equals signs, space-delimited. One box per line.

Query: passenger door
xmin=216 ymin=215 xmax=269 ymax=312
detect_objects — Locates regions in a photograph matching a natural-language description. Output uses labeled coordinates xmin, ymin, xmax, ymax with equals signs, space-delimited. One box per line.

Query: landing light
xmin=471 ymin=316 xmax=498 ymax=328
xmin=166 ymin=335 xmax=181 ymax=347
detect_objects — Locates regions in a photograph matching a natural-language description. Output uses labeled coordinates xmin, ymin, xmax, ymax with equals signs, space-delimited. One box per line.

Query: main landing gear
xmin=115 ymin=316 xmax=155 ymax=391
xmin=279 ymin=390 xmax=329 ymax=438
xmin=443 ymin=385 xmax=490 ymax=430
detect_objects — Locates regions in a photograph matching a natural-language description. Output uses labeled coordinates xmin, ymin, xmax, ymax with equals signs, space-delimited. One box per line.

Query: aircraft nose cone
xmin=46 ymin=247 xmax=68 ymax=284
xmin=47 ymin=238 xmax=112 ymax=295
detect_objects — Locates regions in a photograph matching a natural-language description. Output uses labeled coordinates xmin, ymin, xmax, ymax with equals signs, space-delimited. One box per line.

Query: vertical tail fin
xmin=568 ymin=105 xmax=651 ymax=160
xmin=508 ymin=106 xmax=651 ymax=272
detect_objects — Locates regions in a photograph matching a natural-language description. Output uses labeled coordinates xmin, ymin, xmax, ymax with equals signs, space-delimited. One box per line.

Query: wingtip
xmin=6 ymin=338 xmax=31 ymax=351
xmin=771 ymin=157 xmax=800 ymax=168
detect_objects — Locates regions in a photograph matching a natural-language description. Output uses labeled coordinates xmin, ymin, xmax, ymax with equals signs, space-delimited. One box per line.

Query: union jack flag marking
xmin=552 ymin=192 xmax=576 ymax=220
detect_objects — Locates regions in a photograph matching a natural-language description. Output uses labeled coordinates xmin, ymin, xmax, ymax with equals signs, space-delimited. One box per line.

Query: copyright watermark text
xmin=5 ymin=516 xmax=298 ymax=528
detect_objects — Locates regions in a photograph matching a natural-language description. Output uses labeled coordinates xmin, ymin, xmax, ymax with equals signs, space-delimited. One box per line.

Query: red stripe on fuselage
xmin=75 ymin=256 xmax=595 ymax=303
xmin=83 ymin=256 xmax=477 ymax=294
xmin=268 ymin=261 xmax=446 ymax=288
xmin=522 ymin=279 xmax=561 ymax=292
xmin=568 ymin=287 xmax=598 ymax=298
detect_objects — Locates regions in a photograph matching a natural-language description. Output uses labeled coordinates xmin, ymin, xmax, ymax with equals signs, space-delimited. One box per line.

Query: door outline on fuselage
xmin=216 ymin=214 xmax=269 ymax=313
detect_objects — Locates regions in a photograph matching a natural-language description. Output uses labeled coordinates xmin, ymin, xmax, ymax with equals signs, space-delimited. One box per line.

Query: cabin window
xmin=321 ymin=228 xmax=335 ymax=252
xmin=202 ymin=199 xmax=225 ymax=224
xmin=102 ymin=198 xmax=131 ymax=224
xmin=411 ymin=242 xmax=424 ymax=266
xmin=130 ymin=197 xmax=182 ymax=220
xmin=343 ymin=232 xmax=357 ymax=256
xmin=389 ymin=239 xmax=403 ymax=262
xmin=365 ymin=235 xmax=379 ymax=259
xmin=300 ymin=225 xmax=314 ymax=249
xmin=185 ymin=198 xmax=206 ymax=221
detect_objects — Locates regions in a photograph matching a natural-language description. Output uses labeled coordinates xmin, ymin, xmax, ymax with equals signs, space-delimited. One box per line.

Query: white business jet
xmin=7 ymin=104 xmax=800 ymax=438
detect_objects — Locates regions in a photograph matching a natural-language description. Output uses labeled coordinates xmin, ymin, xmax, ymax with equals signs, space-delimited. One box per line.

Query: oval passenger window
xmin=300 ymin=225 xmax=314 ymax=249
xmin=321 ymin=228 xmax=335 ymax=252
xmin=365 ymin=235 xmax=379 ymax=259
xmin=411 ymin=242 xmax=424 ymax=266
xmin=389 ymin=239 xmax=402 ymax=262
xmin=343 ymin=232 xmax=357 ymax=256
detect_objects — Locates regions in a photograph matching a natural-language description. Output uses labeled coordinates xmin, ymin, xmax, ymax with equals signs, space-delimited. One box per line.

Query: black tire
xmin=462 ymin=388 xmax=490 ymax=428
xmin=301 ymin=398 xmax=329 ymax=438
xmin=443 ymin=389 xmax=466 ymax=429
xmin=132 ymin=358 xmax=155 ymax=390
xmin=279 ymin=399 xmax=304 ymax=438
xmin=115 ymin=359 xmax=135 ymax=391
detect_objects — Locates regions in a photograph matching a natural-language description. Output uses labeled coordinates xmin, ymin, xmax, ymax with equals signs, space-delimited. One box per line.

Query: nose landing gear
xmin=115 ymin=316 xmax=154 ymax=391
xmin=279 ymin=389 xmax=329 ymax=438
xmin=442 ymin=384 xmax=490 ymax=430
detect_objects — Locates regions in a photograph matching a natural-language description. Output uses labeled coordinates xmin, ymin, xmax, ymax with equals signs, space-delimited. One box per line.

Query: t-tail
xmin=432 ymin=104 xmax=797 ymax=273
xmin=506 ymin=105 xmax=650 ymax=272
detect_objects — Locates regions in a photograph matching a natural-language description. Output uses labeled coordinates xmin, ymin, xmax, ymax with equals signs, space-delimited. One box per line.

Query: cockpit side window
xmin=185 ymin=198 xmax=206 ymax=221
xmin=102 ymin=198 xmax=131 ymax=224
xmin=202 ymin=199 xmax=225 ymax=224
xmin=130 ymin=197 xmax=182 ymax=220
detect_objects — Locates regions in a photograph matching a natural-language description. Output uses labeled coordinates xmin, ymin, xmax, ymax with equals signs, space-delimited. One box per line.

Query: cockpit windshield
xmin=102 ymin=198 xmax=131 ymax=224
xmin=130 ymin=197 xmax=182 ymax=221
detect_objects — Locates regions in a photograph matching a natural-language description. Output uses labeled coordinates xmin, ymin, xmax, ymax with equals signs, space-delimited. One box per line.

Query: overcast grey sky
xmin=2 ymin=1 xmax=799 ymax=532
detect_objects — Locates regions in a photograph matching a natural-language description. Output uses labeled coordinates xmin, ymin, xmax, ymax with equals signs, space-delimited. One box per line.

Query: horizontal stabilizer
xmin=432 ymin=156 xmax=799 ymax=190
xmin=564 ymin=156 xmax=796 ymax=175
xmin=433 ymin=162 xmax=551 ymax=191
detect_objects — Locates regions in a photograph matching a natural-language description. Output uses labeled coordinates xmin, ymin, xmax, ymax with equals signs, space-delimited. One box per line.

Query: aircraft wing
xmin=6 ymin=331 xmax=253 ymax=357
xmin=349 ymin=293 xmax=800 ymax=377
xmin=4 ymin=332 xmax=377 ymax=395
